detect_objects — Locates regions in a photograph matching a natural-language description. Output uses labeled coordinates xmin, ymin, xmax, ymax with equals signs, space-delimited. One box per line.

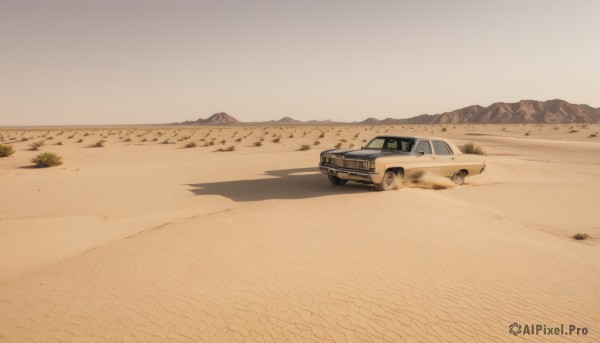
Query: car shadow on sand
xmin=187 ymin=167 xmax=373 ymax=202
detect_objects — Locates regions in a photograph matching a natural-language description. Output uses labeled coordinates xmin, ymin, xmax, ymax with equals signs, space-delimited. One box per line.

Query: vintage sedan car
xmin=319 ymin=135 xmax=485 ymax=191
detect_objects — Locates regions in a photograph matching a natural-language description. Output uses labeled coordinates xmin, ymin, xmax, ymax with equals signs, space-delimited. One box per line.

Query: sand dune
xmin=0 ymin=124 xmax=598 ymax=341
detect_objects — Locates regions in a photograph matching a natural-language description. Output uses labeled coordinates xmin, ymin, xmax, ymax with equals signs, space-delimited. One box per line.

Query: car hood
xmin=322 ymin=149 xmax=411 ymax=161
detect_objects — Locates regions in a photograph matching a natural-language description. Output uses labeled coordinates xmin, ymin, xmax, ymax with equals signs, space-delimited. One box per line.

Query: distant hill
xmin=274 ymin=116 xmax=301 ymax=124
xmin=175 ymin=100 xmax=600 ymax=125
xmin=361 ymin=118 xmax=381 ymax=124
xmin=180 ymin=112 xmax=239 ymax=125
xmin=397 ymin=100 xmax=600 ymax=124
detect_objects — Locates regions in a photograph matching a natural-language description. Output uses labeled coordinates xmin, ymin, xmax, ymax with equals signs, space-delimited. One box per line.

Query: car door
xmin=431 ymin=140 xmax=456 ymax=177
xmin=410 ymin=140 xmax=436 ymax=177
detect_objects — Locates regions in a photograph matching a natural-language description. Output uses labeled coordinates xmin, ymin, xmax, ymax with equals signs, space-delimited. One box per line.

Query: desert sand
xmin=0 ymin=124 xmax=599 ymax=342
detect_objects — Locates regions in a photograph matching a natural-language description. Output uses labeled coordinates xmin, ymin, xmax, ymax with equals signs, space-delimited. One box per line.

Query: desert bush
xmin=461 ymin=142 xmax=486 ymax=155
xmin=339 ymin=139 xmax=347 ymax=142
xmin=235 ymin=137 xmax=242 ymax=142
xmin=254 ymin=141 xmax=262 ymax=146
xmin=573 ymin=233 xmax=589 ymax=240
xmin=185 ymin=142 xmax=197 ymax=148
xmin=30 ymin=140 xmax=45 ymax=151
xmin=208 ymin=140 xmax=215 ymax=146
xmin=0 ymin=144 xmax=15 ymax=157
xmin=123 ymin=138 xmax=131 ymax=142
xmin=441 ymin=127 xmax=448 ymax=132
xmin=56 ymin=141 xmax=63 ymax=145
xmin=569 ymin=130 xmax=579 ymax=133
xmin=94 ymin=140 xmax=106 ymax=147
xmin=21 ymin=137 xmax=29 ymax=142
xmin=319 ymin=132 xmax=325 ymax=138
xmin=161 ymin=139 xmax=170 ymax=144
xmin=314 ymin=140 xmax=321 ymax=145
xmin=272 ymin=136 xmax=281 ymax=143
xmin=288 ymin=133 xmax=294 ymax=138
xmin=335 ymin=142 xmax=342 ymax=149
xmin=141 ymin=138 xmax=148 ymax=142
xmin=220 ymin=139 xmax=226 ymax=145
xmin=77 ymin=139 xmax=83 ymax=143
xmin=589 ymin=133 xmax=597 ymax=138
xmin=217 ymin=145 xmax=235 ymax=152
xmin=31 ymin=152 xmax=63 ymax=167
xmin=299 ymin=144 xmax=311 ymax=151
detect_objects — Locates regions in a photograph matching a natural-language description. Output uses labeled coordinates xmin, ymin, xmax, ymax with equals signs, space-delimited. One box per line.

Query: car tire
xmin=328 ymin=174 xmax=348 ymax=186
xmin=374 ymin=170 xmax=397 ymax=191
xmin=451 ymin=170 xmax=465 ymax=185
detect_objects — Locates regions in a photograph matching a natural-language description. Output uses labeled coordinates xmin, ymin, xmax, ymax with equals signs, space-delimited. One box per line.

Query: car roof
xmin=371 ymin=135 xmax=464 ymax=154
xmin=373 ymin=135 xmax=449 ymax=141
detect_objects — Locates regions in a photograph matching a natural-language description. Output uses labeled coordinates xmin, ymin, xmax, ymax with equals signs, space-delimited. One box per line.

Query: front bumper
xmin=319 ymin=164 xmax=379 ymax=183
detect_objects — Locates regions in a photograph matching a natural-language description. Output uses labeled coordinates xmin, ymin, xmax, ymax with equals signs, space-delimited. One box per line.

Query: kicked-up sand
xmin=0 ymin=124 xmax=599 ymax=342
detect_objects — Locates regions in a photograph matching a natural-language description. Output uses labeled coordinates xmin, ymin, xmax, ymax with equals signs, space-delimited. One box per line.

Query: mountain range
xmin=177 ymin=100 xmax=600 ymax=125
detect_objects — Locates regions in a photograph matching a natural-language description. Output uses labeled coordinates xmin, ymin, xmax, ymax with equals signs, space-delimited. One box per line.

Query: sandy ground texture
xmin=0 ymin=124 xmax=599 ymax=342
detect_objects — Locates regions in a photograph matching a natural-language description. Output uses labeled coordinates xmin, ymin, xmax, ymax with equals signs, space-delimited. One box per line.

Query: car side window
xmin=366 ymin=138 xmax=385 ymax=149
xmin=401 ymin=140 xmax=413 ymax=152
xmin=414 ymin=140 xmax=431 ymax=155
xmin=432 ymin=141 xmax=452 ymax=155
xmin=385 ymin=139 xmax=398 ymax=150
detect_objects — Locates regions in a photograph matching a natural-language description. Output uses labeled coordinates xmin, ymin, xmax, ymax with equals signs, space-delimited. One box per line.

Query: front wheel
xmin=451 ymin=170 xmax=465 ymax=185
xmin=374 ymin=170 xmax=397 ymax=191
xmin=328 ymin=174 xmax=348 ymax=186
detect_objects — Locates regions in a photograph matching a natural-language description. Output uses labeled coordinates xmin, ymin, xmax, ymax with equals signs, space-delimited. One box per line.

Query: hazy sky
xmin=1 ymin=0 xmax=599 ymax=125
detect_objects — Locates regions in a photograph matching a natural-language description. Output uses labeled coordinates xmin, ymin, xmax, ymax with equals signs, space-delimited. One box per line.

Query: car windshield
xmin=365 ymin=137 xmax=414 ymax=152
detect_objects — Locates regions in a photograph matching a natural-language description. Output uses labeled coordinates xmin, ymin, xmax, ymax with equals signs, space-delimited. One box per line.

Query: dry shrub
xmin=30 ymin=140 xmax=45 ymax=151
xmin=32 ymin=152 xmax=63 ymax=167
xmin=461 ymin=142 xmax=485 ymax=155
xmin=217 ymin=145 xmax=235 ymax=152
xmin=573 ymin=233 xmax=589 ymax=240
xmin=0 ymin=144 xmax=15 ymax=157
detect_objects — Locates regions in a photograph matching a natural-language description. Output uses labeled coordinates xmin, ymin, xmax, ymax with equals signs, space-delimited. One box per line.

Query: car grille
xmin=329 ymin=158 xmax=369 ymax=170
xmin=331 ymin=157 xmax=345 ymax=167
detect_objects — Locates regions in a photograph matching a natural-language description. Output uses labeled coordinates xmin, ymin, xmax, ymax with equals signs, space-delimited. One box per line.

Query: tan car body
xmin=319 ymin=135 xmax=485 ymax=190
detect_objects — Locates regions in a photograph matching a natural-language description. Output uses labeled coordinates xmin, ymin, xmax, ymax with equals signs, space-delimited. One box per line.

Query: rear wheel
xmin=374 ymin=170 xmax=397 ymax=191
xmin=328 ymin=174 xmax=348 ymax=186
xmin=451 ymin=170 xmax=465 ymax=185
